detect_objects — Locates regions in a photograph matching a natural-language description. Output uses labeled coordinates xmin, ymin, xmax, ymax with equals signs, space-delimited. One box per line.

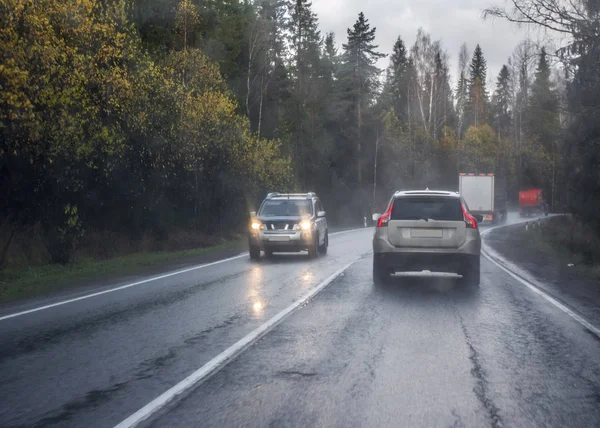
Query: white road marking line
xmin=481 ymin=225 xmax=600 ymax=339
xmin=0 ymin=254 xmax=246 ymax=322
xmin=0 ymin=228 xmax=365 ymax=322
xmin=113 ymin=261 xmax=356 ymax=428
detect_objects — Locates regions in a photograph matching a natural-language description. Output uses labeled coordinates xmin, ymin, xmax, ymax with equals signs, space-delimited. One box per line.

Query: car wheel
xmin=460 ymin=256 xmax=480 ymax=286
xmin=308 ymin=234 xmax=319 ymax=259
xmin=319 ymin=231 xmax=328 ymax=255
xmin=264 ymin=249 xmax=274 ymax=258
xmin=373 ymin=255 xmax=388 ymax=284
xmin=249 ymin=244 xmax=261 ymax=260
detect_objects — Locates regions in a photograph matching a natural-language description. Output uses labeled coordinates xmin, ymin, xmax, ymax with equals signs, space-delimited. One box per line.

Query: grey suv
xmin=372 ymin=190 xmax=482 ymax=285
xmin=249 ymin=193 xmax=328 ymax=260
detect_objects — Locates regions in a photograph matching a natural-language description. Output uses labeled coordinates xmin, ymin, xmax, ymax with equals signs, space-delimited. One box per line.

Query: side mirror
xmin=317 ymin=211 xmax=326 ymax=218
xmin=474 ymin=214 xmax=484 ymax=223
xmin=250 ymin=211 xmax=256 ymax=217
xmin=372 ymin=213 xmax=381 ymax=222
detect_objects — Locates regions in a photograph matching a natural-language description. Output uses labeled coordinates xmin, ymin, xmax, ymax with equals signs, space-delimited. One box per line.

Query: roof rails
xmin=266 ymin=192 xmax=317 ymax=199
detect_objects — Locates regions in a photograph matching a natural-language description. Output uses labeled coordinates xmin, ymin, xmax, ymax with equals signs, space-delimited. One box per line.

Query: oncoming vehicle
xmin=372 ymin=190 xmax=483 ymax=285
xmin=248 ymin=193 xmax=328 ymax=260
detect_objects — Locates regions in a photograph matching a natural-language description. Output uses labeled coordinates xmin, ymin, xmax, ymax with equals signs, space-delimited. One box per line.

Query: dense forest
xmin=0 ymin=0 xmax=598 ymax=266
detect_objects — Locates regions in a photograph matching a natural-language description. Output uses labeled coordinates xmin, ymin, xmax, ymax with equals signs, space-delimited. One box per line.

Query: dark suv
xmin=248 ymin=193 xmax=328 ymax=260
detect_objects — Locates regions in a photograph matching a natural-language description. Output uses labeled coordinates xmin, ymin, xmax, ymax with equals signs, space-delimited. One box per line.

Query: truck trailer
xmin=519 ymin=188 xmax=548 ymax=217
xmin=459 ymin=173 xmax=507 ymax=224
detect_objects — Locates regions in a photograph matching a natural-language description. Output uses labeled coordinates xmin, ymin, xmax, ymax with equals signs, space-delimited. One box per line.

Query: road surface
xmin=1 ymin=215 xmax=599 ymax=427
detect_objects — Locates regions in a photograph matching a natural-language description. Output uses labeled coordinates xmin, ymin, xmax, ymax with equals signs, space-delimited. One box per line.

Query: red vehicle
xmin=519 ymin=188 xmax=548 ymax=217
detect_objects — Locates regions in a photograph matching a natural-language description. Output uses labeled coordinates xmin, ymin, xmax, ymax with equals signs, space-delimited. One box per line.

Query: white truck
xmin=459 ymin=173 xmax=507 ymax=224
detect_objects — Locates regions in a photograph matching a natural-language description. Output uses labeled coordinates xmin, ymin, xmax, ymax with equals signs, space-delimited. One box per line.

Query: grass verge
xmin=508 ymin=216 xmax=600 ymax=280
xmin=0 ymin=238 xmax=245 ymax=305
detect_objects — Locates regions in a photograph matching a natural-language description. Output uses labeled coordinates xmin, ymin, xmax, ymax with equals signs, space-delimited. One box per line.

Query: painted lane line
xmin=0 ymin=254 xmax=246 ymax=322
xmin=481 ymin=226 xmax=600 ymax=339
xmin=0 ymin=228 xmax=367 ymax=322
xmin=113 ymin=261 xmax=356 ymax=428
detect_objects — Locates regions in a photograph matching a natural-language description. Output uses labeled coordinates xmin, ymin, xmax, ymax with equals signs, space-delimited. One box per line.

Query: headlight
xmin=251 ymin=221 xmax=263 ymax=230
xmin=299 ymin=220 xmax=312 ymax=230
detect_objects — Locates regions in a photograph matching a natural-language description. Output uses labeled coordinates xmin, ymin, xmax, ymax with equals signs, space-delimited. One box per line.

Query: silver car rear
xmin=372 ymin=191 xmax=481 ymax=285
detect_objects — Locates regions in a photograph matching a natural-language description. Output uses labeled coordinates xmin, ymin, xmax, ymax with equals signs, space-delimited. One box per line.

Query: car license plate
xmin=269 ymin=236 xmax=291 ymax=242
xmin=485 ymin=215 xmax=493 ymax=221
xmin=410 ymin=228 xmax=443 ymax=238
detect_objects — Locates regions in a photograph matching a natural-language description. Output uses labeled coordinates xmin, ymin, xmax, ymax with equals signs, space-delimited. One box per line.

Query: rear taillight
xmin=461 ymin=203 xmax=478 ymax=229
xmin=377 ymin=204 xmax=393 ymax=227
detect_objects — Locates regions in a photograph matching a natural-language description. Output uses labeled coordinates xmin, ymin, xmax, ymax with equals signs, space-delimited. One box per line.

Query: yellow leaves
xmin=460 ymin=125 xmax=499 ymax=172
xmin=2 ymin=0 xmax=291 ymax=204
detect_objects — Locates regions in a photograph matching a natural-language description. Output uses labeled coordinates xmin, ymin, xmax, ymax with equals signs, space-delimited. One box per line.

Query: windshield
xmin=391 ymin=197 xmax=463 ymax=221
xmin=259 ymin=200 xmax=313 ymax=217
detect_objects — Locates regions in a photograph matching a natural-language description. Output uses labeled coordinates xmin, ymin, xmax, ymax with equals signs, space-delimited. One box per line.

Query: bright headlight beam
xmin=299 ymin=220 xmax=311 ymax=230
xmin=251 ymin=222 xmax=262 ymax=230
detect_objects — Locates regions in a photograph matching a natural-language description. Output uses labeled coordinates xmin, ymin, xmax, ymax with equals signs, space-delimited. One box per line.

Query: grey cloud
xmin=313 ymin=0 xmax=536 ymax=86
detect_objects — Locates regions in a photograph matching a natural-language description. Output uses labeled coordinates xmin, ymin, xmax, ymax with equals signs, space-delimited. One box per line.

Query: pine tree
xmin=286 ymin=0 xmax=323 ymax=185
xmin=524 ymin=47 xmax=560 ymax=204
xmin=387 ymin=36 xmax=409 ymax=120
xmin=288 ymin=0 xmax=321 ymax=94
xmin=493 ymin=65 xmax=512 ymax=138
xmin=467 ymin=44 xmax=489 ymax=127
xmin=433 ymin=50 xmax=455 ymax=138
xmin=528 ymin=48 xmax=558 ymax=149
xmin=339 ymin=12 xmax=386 ymax=189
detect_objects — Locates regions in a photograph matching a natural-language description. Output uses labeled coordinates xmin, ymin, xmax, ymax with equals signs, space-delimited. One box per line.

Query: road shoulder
xmin=483 ymin=219 xmax=600 ymax=326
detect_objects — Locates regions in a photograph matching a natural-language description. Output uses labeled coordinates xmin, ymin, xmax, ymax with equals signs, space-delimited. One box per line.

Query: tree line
xmin=0 ymin=0 xmax=595 ymax=266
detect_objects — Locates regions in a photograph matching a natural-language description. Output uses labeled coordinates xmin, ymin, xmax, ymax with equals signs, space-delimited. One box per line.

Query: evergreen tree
xmin=286 ymin=0 xmax=323 ymax=184
xmin=339 ymin=12 xmax=386 ymax=189
xmin=522 ymin=47 xmax=560 ymax=204
xmin=387 ymin=35 xmax=410 ymax=120
xmin=322 ymin=32 xmax=339 ymax=80
xmin=467 ymin=44 xmax=489 ymax=127
xmin=528 ymin=48 xmax=559 ymax=150
xmin=493 ymin=64 xmax=512 ymax=138
xmin=433 ymin=50 xmax=455 ymax=138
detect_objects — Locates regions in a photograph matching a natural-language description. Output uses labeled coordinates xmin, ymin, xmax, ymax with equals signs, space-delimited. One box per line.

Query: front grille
xmin=265 ymin=222 xmax=293 ymax=230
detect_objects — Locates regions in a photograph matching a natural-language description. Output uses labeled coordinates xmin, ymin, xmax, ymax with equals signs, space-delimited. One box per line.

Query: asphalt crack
xmin=457 ymin=313 xmax=503 ymax=428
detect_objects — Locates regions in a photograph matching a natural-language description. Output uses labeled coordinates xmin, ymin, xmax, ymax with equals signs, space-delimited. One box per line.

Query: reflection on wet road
xmin=1 ymin=217 xmax=600 ymax=428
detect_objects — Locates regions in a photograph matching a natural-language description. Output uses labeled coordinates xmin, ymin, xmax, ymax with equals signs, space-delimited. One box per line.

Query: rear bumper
xmin=373 ymin=233 xmax=480 ymax=256
xmin=375 ymin=252 xmax=477 ymax=274
xmin=372 ymin=230 xmax=480 ymax=273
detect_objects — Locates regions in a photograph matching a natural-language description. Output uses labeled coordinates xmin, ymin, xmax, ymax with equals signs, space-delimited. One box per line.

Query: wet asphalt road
xmin=1 ymin=215 xmax=600 ymax=427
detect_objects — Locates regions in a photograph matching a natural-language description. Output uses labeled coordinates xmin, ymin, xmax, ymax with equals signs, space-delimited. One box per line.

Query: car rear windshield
xmin=391 ymin=197 xmax=463 ymax=221
xmin=259 ymin=199 xmax=313 ymax=217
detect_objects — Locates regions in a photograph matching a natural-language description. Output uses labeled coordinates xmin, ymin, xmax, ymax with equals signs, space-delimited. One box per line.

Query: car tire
xmin=460 ymin=256 xmax=480 ymax=286
xmin=319 ymin=231 xmax=328 ymax=255
xmin=264 ymin=249 xmax=274 ymax=258
xmin=308 ymin=234 xmax=319 ymax=259
xmin=249 ymin=244 xmax=261 ymax=260
xmin=373 ymin=255 xmax=388 ymax=285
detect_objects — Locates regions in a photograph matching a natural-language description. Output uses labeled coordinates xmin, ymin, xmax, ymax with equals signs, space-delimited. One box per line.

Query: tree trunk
xmin=428 ymin=74 xmax=435 ymax=135
xmin=357 ymin=100 xmax=362 ymax=188
xmin=258 ymin=72 xmax=264 ymax=138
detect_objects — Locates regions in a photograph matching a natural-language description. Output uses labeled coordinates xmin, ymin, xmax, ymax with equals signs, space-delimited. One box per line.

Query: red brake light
xmin=377 ymin=203 xmax=393 ymax=227
xmin=461 ymin=202 xmax=478 ymax=229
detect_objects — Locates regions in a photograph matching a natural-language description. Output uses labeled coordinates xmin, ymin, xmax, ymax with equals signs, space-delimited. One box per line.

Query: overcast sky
xmin=313 ymin=0 xmax=540 ymax=87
